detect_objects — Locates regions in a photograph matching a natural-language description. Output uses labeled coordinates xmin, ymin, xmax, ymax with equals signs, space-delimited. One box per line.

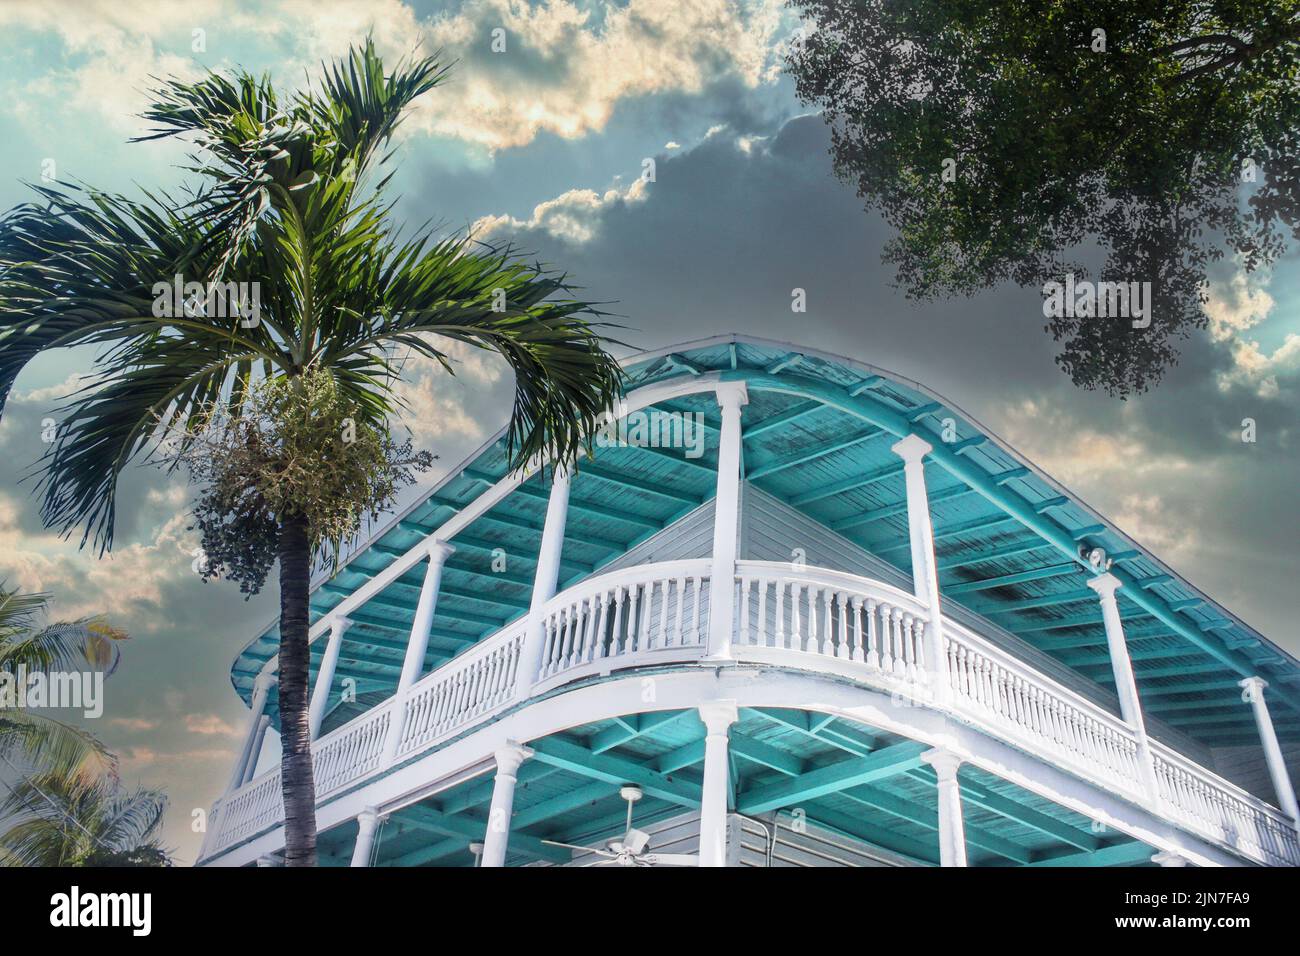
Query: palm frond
xmin=0 ymin=711 xmax=116 ymax=788
xmin=0 ymin=586 xmax=49 ymax=639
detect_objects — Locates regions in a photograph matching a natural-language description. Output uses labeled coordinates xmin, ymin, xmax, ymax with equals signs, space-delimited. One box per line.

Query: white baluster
xmin=612 ymin=586 xmax=626 ymax=656
xmin=791 ymin=582 xmax=803 ymax=651
xmin=850 ymin=596 xmax=865 ymax=663
xmin=776 ymin=580 xmax=787 ymax=649
xmin=627 ymin=584 xmax=641 ymax=654
xmin=869 ymin=599 xmax=885 ymax=671
xmin=737 ymin=576 xmax=751 ymax=646
xmin=594 ymin=591 xmax=610 ymax=660
xmin=681 ymin=580 xmax=691 ymax=647
xmin=837 ymin=592 xmax=850 ymax=659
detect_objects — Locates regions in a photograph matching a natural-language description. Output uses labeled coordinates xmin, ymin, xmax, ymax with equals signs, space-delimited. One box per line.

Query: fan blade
xmin=642 ymin=853 xmax=699 ymax=867
xmin=541 ymin=839 xmax=617 ymax=858
xmin=623 ymin=828 xmax=651 ymax=855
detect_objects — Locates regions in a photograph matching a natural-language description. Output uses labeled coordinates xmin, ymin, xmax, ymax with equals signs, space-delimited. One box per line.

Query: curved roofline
xmin=621 ymin=334 xmax=1282 ymax=651
xmin=227 ymin=333 xmax=1298 ymax=705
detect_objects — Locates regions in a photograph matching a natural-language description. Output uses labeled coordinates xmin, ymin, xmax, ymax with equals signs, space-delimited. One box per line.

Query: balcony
xmin=200 ymin=558 xmax=1300 ymax=867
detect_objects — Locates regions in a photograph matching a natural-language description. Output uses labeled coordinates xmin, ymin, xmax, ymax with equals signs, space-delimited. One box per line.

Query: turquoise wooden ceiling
xmin=230 ymin=335 xmax=1300 ymax=751
xmin=311 ymin=708 xmax=1157 ymax=867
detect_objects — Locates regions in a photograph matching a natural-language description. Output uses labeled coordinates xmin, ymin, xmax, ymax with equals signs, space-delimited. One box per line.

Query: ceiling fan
xmin=542 ymin=785 xmax=698 ymax=867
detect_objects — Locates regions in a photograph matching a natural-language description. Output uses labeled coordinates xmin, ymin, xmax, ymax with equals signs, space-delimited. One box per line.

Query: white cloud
xmin=184 ymin=712 xmax=241 ymax=737
xmin=2 ymin=0 xmax=789 ymax=152
xmin=1217 ymin=333 xmax=1300 ymax=399
xmin=994 ymin=399 xmax=1200 ymax=561
xmin=411 ymin=0 xmax=784 ymax=150
xmin=0 ymin=490 xmax=198 ymax=625
xmin=471 ymin=177 xmax=648 ymax=243
xmin=0 ymin=2 xmax=219 ymax=133
xmin=390 ymin=338 xmax=505 ymax=448
xmin=286 ymin=0 xmax=786 ymax=151
xmin=1203 ymin=269 xmax=1274 ymax=342
xmin=1202 ymin=269 xmax=1299 ymax=397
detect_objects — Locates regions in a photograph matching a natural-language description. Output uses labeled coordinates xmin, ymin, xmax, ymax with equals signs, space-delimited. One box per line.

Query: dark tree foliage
xmin=787 ymin=0 xmax=1300 ymax=395
xmin=81 ymin=845 xmax=173 ymax=867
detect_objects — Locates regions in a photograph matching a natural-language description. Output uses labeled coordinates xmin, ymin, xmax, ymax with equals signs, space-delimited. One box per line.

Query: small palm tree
xmin=0 ymin=586 xmax=121 ymax=787
xmin=0 ymin=41 xmax=622 ymax=864
xmin=0 ymin=772 xmax=168 ymax=867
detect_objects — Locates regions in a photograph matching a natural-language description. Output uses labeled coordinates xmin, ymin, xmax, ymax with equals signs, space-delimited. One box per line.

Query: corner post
xmin=517 ymin=467 xmax=572 ymax=695
xmin=698 ymin=700 xmax=739 ymax=866
xmin=240 ymin=715 xmax=271 ymax=787
xmin=890 ymin=434 xmax=950 ymax=703
xmin=1239 ymin=676 xmax=1300 ymax=827
xmin=382 ymin=540 xmax=455 ymax=765
xmin=922 ymin=748 xmax=968 ymax=867
xmin=1088 ymin=572 xmax=1159 ymax=798
xmin=397 ymin=541 xmax=456 ymax=692
xmin=481 ymin=742 xmax=534 ymax=867
xmin=308 ymin=616 xmax=352 ymax=741
xmin=349 ymin=807 xmax=382 ymax=867
xmin=708 ymin=383 xmax=748 ymax=658
xmin=225 ymin=670 xmax=276 ymax=793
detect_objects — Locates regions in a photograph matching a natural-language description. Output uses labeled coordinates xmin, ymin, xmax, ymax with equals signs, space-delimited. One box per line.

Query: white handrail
xmin=395 ymin=620 xmax=527 ymax=758
xmin=942 ymin=616 xmax=1143 ymax=795
xmin=201 ymin=558 xmax=1299 ymax=867
xmin=535 ymin=558 xmax=712 ymax=685
xmin=733 ymin=560 xmax=932 ymax=680
xmin=1150 ymin=738 xmax=1300 ymax=867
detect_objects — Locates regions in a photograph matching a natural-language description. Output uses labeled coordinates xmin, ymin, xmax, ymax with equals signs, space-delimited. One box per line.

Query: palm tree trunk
xmin=277 ymin=509 xmax=317 ymax=866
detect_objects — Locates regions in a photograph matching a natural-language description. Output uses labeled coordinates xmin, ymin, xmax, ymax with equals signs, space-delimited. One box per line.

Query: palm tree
xmin=0 ymin=586 xmax=121 ymax=788
xmin=0 ymin=771 xmax=168 ymax=867
xmin=0 ymin=41 xmax=622 ymax=865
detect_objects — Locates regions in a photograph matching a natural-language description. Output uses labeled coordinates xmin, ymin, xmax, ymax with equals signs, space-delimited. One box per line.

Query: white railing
xmin=205 ymin=623 xmax=526 ymax=857
xmin=313 ymin=701 xmax=395 ymax=798
xmin=201 ymin=558 xmax=1299 ymax=867
xmin=394 ymin=621 xmax=527 ymax=759
xmin=1151 ymin=740 xmax=1300 ymax=868
xmin=734 ymin=561 xmax=932 ymax=683
xmin=209 ymin=766 xmax=282 ymax=855
xmin=943 ymin=618 xmax=1144 ymax=797
xmin=535 ymin=559 xmax=712 ymax=685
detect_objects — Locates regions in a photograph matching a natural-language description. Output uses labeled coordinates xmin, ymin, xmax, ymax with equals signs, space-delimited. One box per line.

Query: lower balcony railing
xmin=201 ymin=559 xmax=1300 ymax=866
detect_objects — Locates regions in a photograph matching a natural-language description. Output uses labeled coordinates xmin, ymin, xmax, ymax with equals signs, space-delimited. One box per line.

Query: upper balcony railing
xmin=201 ymin=559 xmax=1300 ymax=866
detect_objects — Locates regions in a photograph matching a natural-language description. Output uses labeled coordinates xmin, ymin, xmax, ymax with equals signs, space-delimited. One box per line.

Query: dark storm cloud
xmin=471 ymin=112 xmax=1300 ymax=644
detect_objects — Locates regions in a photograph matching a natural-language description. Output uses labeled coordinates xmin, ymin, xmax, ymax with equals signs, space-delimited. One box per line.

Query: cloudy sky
xmin=0 ymin=0 xmax=1295 ymax=863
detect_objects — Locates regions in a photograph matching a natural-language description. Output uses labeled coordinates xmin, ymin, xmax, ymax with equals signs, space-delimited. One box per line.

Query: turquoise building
xmin=198 ymin=336 xmax=1300 ymax=867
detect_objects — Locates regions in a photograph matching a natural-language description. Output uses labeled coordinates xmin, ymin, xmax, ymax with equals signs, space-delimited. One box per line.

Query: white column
xmin=707 ymin=384 xmax=748 ymax=658
xmin=308 ymin=616 xmax=352 ymax=740
xmin=226 ymin=671 xmax=275 ymax=793
xmin=240 ymin=715 xmax=270 ymax=786
xmin=1239 ymin=677 xmax=1300 ymax=826
xmin=350 ymin=807 xmax=381 ymax=867
xmin=397 ymin=541 xmax=456 ymax=692
xmin=1151 ymin=850 xmax=1189 ymax=867
xmin=256 ymin=855 xmax=279 ymax=867
xmin=698 ymin=700 xmax=739 ymax=866
xmin=517 ymin=468 xmax=571 ymax=693
xmin=1088 ymin=573 xmax=1158 ymax=797
xmin=922 ymin=748 xmax=967 ymax=867
xmin=481 ymin=742 xmax=534 ymax=867
xmin=890 ymin=434 xmax=950 ymax=703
